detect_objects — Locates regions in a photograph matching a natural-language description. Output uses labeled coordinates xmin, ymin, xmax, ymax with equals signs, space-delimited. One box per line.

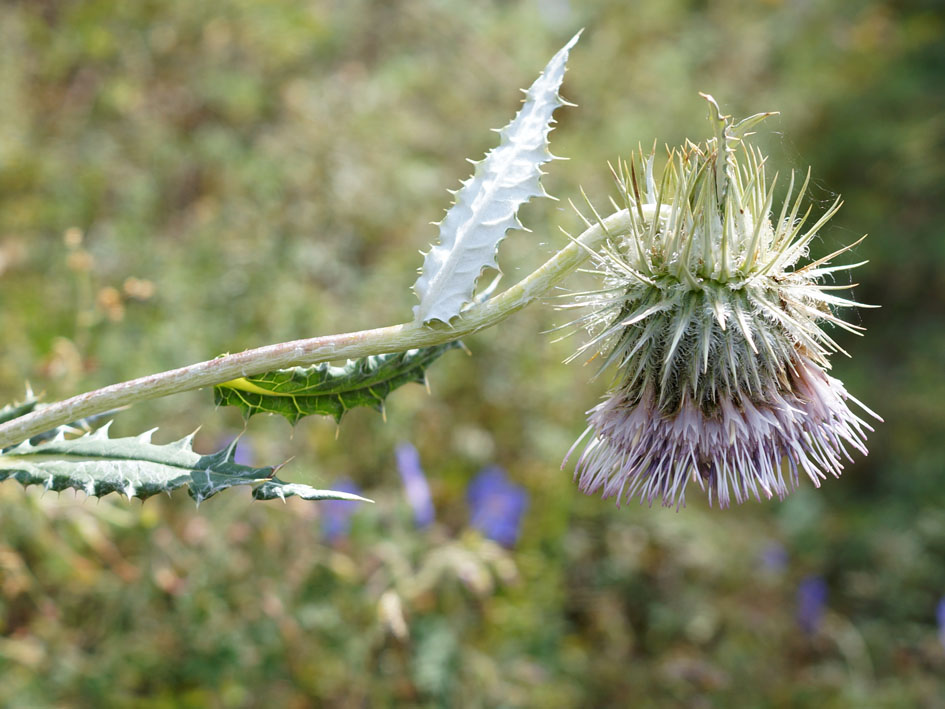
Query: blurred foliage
xmin=1 ymin=0 xmax=944 ymax=705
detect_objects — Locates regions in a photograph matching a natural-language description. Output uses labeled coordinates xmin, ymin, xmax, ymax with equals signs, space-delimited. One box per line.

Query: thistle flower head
xmin=564 ymin=95 xmax=879 ymax=509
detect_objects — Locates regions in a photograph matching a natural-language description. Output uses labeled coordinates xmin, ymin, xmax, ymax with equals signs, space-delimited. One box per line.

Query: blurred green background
xmin=1 ymin=0 xmax=944 ymax=706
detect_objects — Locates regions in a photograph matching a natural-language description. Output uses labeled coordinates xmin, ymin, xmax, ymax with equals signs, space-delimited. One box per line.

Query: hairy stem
xmin=0 ymin=211 xmax=630 ymax=448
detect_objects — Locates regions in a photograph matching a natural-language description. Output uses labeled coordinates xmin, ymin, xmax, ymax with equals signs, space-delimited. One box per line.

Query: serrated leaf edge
xmin=0 ymin=422 xmax=371 ymax=505
xmin=412 ymin=31 xmax=582 ymax=324
xmin=213 ymin=343 xmax=460 ymax=424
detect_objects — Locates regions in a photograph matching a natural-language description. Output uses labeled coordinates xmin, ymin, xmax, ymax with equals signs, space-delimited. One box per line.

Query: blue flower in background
xmin=395 ymin=442 xmax=434 ymax=528
xmin=937 ymin=596 xmax=945 ymax=650
xmin=759 ymin=542 xmax=788 ymax=573
xmin=467 ymin=466 xmax=528 ymax=547
xmin=220 ymin=435 xmax=254 ymax=466
xmin=796 ymin=575 xmax=828 ymax=634
xmin=320 ymin=478 xmax=362 ymax=542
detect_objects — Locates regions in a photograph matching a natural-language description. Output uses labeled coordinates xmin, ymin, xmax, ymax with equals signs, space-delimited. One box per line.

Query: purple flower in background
xmin=937 ymin=596 xmax=945 ymax=650
xmin=467 ymin=466 xmax=529 ymax=547
xmin=759 ymin=543 xmax=788 ymax=573
xmin=395 ymin=442 xmax=434 ymax=528
xmin=796 ymin=575 xmax=828 ymax=634
xmin=320 ymin=478 xmax=362 ymax=542
xmin=220 ymin=435 xmax=254 ymax=466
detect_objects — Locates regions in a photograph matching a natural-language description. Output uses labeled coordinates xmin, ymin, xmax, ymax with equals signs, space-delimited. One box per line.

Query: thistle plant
xmin=0 ymin=32 xmax=876 ymax=510
xmin=563 ymin=97 xmax=879 ymax=508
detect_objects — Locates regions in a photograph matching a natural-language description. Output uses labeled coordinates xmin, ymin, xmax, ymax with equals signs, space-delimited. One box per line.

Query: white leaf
xmin=413 ymin=31 xmax=582 ymax=324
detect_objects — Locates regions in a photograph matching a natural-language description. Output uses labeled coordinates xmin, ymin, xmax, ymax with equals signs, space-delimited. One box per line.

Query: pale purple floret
xmin=467 ymin=466 xmax=529 ymax=547
xmin=568 ymin=356 xmax=877 ymax=509
xmin=395 ymin=442 xmax=435 ymax=527
xmin=796 ymin=575 xmax=828 ymax=634
xmin=320 ymin=478 xmax=362 ymax=541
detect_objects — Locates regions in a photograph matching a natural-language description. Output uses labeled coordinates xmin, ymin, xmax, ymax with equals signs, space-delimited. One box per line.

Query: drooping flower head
xmin=563 ymin=95 xmax=879 ymax=509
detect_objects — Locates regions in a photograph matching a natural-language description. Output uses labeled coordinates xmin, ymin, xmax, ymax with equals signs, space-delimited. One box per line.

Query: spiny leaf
xmin=0 ymin=424 xmax=371 ymax=505
xmin=0 ymin=391 xmax=39 ymax=425
xmin=213 ymin=343 xmax=461 ymax=424
xmin=0 ymin=389 xmax=126 ymax=451
xmin=252 ymin=479 xmax=364 ymax=502
xmin=412 ymin=31 xmax=581 ymax=324
xmin=23 ymin=408 xmax=124 ymax=447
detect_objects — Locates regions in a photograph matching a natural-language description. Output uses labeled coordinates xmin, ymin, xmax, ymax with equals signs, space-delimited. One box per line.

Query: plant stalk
xmin=0 ymin=211 xmax=631 ymax=448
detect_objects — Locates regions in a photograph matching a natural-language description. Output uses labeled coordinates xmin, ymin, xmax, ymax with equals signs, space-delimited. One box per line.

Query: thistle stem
xmin=0 ymin=211 xmax=631 ymax=448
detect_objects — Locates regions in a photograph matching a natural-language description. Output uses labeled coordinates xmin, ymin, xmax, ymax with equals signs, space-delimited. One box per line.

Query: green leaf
xmin=213 ymin=342 xmax=461 ymax=424
xmin=0 ymin=424 xmax=372 ymax=505
xmin=0 ymin=391 xmax=39 ymax=425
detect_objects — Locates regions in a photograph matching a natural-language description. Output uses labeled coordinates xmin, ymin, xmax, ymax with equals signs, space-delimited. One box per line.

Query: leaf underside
xmin=213 ymin=342 xmax=461 ymax=424
xmin=411 ymin=31 xmax=581 ymax=324
xmin=0 ymin=423 xmax=371 ymax=505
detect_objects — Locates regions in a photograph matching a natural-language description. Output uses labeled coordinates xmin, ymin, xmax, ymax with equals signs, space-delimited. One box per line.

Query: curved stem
xmin=0 ymin=210 xmax=630 ymax=448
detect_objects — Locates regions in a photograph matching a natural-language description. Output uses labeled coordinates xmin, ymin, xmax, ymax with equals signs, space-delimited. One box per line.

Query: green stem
xmin=0 ymin=211 xmax=630 ymax=449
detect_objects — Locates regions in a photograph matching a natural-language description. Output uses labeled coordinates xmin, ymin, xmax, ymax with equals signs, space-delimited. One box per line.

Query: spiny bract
xmin=564 ymin=95 xmax=879 ymax=509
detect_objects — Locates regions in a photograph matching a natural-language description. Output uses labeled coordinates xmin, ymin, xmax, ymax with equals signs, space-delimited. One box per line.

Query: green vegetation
xmin=1 ymin=0 xmax=943 ymax=705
